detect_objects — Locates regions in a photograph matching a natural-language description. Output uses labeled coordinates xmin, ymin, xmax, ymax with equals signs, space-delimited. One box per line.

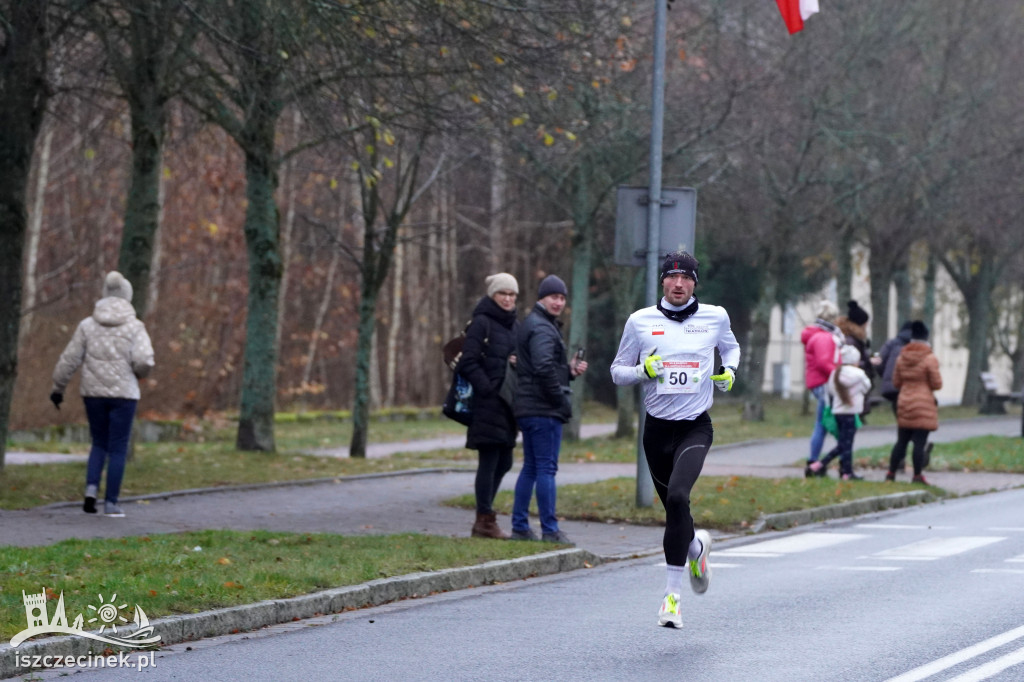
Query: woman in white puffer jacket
xmin=51 ymin=271 xmax=154 ymax=517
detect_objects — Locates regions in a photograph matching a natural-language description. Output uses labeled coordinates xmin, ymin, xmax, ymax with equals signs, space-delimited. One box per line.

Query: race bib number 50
xmin=656 ymin=359 xmax=702 ymax=394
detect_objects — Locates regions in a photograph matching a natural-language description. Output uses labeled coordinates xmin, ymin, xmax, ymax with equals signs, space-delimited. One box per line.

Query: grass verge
xmin=0 ymin=443 xmax=477 ymax=510
xmin=0 ymin=529 xmax=551 ymax=642
xmin=854 ymin=436 xmax=1024 ymax=472
xmin=445 ymin=475 xmax=941 ymax=531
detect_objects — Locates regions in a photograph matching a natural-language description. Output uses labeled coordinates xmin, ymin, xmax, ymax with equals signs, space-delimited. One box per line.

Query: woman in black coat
xmin=457 ymin=273 xmax=520 ymax=539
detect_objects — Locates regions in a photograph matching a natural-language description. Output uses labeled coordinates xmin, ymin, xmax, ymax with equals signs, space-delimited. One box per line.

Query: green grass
xmin=0 ymin=529 xmax=551 ymax=642
xmin=855 ymin=436 xmax=1024 ymax=473
xmin=444 ymin=475 xmax=938 ymax=531
xmin=0 ymin=442 xmax=479 ymax=510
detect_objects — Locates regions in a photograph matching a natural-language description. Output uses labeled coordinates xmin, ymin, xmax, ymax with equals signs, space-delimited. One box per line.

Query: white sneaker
xmin=689 ymin=529 xmax=712 ymax=594
xmin=657 ymin=593 xmax=682 ymax=628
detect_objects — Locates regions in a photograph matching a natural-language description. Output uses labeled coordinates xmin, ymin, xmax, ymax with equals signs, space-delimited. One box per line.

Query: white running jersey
xmin=610 ymin=299 xmax=741 ymax=421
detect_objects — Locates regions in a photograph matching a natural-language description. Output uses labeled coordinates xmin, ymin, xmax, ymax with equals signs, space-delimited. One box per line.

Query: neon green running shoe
xmin=689 ymin=529 xmax=712 ymax=594
xmin=657 ymin=592 xmax=682 ymax=628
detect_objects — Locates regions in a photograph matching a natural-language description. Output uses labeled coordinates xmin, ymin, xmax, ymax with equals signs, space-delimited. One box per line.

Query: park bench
xmin=979 ymin=371 xmax=1023 ymax=414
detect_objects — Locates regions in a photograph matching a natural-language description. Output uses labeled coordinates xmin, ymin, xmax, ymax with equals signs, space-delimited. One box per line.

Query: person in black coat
xmin=457 ymin=273 xmax=520 ymax=539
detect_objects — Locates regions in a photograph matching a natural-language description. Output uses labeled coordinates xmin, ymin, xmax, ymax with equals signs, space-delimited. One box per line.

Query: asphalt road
xmin=45 ymin=486 xmax=1024 ymax=682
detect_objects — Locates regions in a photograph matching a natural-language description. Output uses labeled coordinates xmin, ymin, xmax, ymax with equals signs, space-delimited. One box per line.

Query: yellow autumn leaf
xmin=330 ymin=178 xmax=338 ymax=189
xmin=470 ymin=93 xmax=482 ymax=104
xmin=621 ymin=16 xmax=632 ymax=27
xmin=592 ymin=80 xmax=601 ymax=89
xmin=350 ymin=161 xmax=360 ymax=171
xmin=439 ymin=46 xmax=449 ymax=57
xmin=543 ymin=133 xmax=554 ymax=146
xmin=84 ymin=148 xmax=96 ymax=160
xmin=565 ymin=131 xmax=577 ymax=141
xmin=383 ymin=130 xmax=395 ymax=145
xmin=365 ymin=144 xmax=375 ymax=155
xmin=547 ymin=90 xmax=558 ymax=101
xmin=511 ymin=116 xmax=527 ymax=126
xmin=384 ymin=157 xmax=394 ymax=168
xmin=512 ymin=83 xmax=525 ymax=97
xmin=217 ymin=557 xmax=231 ymax=565
xmin=494 ymin=55 xmax=505 ymax=65
xmin=163 ymin=166 xmax=172 ymax=179
xmin=207 ymin=222 xmax=218 ymax=236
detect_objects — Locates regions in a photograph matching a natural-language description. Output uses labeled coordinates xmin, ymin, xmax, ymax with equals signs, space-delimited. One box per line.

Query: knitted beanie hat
xmin=847 ymin=300 xmax=869 ymax=326
xmin=910 ymin=320 xmax=929 ymax=341
xmin=102 ymin=271 xmax=133 ymax=302
xmin=816 ymin=300 xmax=838 ymax=323
xmin=537 ymin=274 xmax=568 ymax=299
xmin=485 ymin=272 xmax=519 ymax=298
xmin=660 ymin=251 xmax=699 ymax=283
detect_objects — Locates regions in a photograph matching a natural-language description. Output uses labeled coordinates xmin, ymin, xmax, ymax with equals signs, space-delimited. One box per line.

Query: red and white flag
xmin=775 ymin=0 xmax=819 ymax=34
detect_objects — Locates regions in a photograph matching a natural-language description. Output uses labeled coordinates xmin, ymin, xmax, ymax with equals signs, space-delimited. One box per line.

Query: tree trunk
xmin=743 ymin=279 xmax=775 ymax=421
xmin=350 ymin=280 xmax=378 ymax=458
xmin=488 ymin=137 xmax=505 ymax=272
xmin=961 ymin=258 xmax=995 ymax=407
xmin=21 ymin=124 xmax=53 ymax=339
xmin=565 ymin=167 xmax=592 ymax=442
xmin=275 ymin=109 xmax=301 ymax=355
xmin=836 ymin=226 xmax=854 ymax=306
xmin=868 ymin=253 xmax=891 ymax=352
xmin=0 ymin=1 xmax=49 ymax=470
xmin=893 ymin=257 xmax=911 ymax=330
xmin=236 ymin=134 xmax=282 ymax=452
xmin=385 ymin=227 xmax=405 ymax=406
xmin=922 ymin=247 xmax=937 ymax=332
xmin=145 ymin=153 xmax=167 ymax=314
xmin=118 ymin=95 xmax=166 ymax=319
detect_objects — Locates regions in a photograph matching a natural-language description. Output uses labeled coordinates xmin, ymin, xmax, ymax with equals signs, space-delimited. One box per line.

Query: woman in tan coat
xmin=886 ymin=321 xmax=942 ymax=484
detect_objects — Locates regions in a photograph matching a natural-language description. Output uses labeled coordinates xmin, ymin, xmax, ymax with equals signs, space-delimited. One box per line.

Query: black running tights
xmin=643 ymin=412 xmax=714 ymax=566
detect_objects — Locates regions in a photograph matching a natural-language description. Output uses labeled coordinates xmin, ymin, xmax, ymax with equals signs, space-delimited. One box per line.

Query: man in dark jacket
xmin=510 ymin=274 xmax=588 ymax=545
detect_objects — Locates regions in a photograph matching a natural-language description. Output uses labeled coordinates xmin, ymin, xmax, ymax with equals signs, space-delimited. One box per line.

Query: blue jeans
xmin=512 ymin=416 xmax=562 ymax=535
xmin=808 ymin=385 xmax=828 ymax=462
xmin=84 ymin=397 xmax=137 ymax=504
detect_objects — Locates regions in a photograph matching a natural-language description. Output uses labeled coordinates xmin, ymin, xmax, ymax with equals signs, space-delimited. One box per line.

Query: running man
xmin=610 ymin=251 xmax=740 ymax=628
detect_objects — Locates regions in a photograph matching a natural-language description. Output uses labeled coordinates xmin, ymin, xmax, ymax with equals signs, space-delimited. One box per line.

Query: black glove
xmin=50 ymin=392 xmax=63 ymax=410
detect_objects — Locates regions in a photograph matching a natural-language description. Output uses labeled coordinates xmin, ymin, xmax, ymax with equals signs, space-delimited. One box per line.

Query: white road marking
xmin=717 ymin=532 xmax=867 ymax=557
xmin=945 ymin=645 xmax=1024 ymax=681
xmin=857 ymin=524 xmax=955 ymax=530
xmin=988 ymin=527 xmax=1024 ymax=532
xmin=820 ymin=566 xmax=902 ymax=572
xmin=972 ymin=569 xmax=1024 ymax=575
xmin=1006 ymin=555 xmax=1024 ymax=563
xmin=873 ymin=536 xmax=1005 ymax=561
xmin=884 ymin=625 xmax=1024 ymax=682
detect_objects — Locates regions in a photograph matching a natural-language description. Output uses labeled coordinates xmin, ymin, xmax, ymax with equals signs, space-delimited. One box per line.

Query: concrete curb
xmin=33 ymin=467 xmax=474 ymax=511
xmin=754 ymin=490 xmax=936 ymax=532
xmin=0 ymin=547 xmax=600 ymax=680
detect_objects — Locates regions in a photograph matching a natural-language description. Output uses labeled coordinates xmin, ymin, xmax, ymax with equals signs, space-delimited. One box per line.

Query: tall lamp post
xmin=636 ymin=0 xmax=669 ymax=507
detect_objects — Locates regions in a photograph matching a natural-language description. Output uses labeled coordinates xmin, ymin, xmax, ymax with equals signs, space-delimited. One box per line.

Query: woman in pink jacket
xmin=801 ymin=300 xmax=844 ymax=476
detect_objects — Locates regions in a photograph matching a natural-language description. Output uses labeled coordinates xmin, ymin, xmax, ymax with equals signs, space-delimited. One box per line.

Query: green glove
xmin=711 ymin=366 xmax=735 ymax=392
xmin=637 ymin=354 xmax=665 ymax=382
